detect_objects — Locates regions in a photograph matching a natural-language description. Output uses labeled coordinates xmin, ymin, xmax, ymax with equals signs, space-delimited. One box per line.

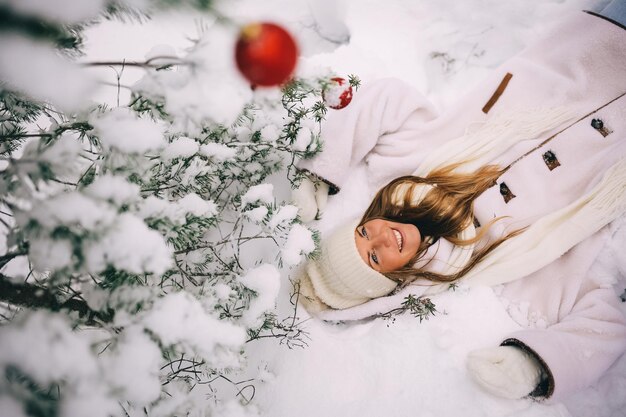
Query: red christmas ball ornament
xmin=322 ymin=77 xmax=353 ymax=109
xmin=235 ymin=22 xmax=298 ymax=87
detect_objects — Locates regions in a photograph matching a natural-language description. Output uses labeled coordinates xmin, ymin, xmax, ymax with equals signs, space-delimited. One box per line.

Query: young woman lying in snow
xmin=292 ymin=4 xmax=626 ymax=402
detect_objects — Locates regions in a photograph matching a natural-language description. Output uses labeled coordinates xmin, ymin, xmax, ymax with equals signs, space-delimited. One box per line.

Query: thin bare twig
xmin=82 ymin=55 xmax=189 ymax=68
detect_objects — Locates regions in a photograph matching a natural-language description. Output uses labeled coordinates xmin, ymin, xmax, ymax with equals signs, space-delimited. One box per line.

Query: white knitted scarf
xmin=318 ymin=105 xmax=626 ymax=322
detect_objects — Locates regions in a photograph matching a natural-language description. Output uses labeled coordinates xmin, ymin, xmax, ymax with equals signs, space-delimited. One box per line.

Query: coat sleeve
xmin=297 ymin=78 xmax=438 ymax=193
xmin=498 ymin=229 xmax=626 ymax=400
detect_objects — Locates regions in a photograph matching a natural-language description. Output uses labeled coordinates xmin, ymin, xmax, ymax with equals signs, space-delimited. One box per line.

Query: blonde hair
xmin=359 ymin=163 xmax=523 ymax=285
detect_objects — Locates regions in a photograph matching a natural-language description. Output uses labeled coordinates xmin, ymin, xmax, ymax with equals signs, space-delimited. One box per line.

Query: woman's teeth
xmin=392 ymin=229 xmax=403 ymax=252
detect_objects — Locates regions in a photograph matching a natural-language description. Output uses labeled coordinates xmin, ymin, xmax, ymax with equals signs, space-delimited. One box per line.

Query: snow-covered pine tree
xmin=0 ymin=1 xmax=336 ymax=416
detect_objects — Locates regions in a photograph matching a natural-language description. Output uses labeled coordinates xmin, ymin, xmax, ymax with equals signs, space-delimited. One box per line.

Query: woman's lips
xmin=392 ymin=228 xmax=403 ymax=252
xmin=398 ymin=228 xmax=406 ymax=252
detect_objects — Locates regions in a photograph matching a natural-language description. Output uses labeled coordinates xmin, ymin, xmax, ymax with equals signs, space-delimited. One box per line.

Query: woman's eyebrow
xmin=355 ymin=228 xmax=373 ymax=268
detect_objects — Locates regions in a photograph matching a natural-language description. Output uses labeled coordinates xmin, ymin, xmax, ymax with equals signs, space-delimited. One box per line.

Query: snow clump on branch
xmin=242 ymin=183 xmax=274 ymax=206
xmin=238 ymin=264 xmax=282 ymax=327
xmin=142 ymin=292 xmax=246 ymax=367
xmin=281 ymin=223 xmax=316 ymax=266
xmin=84 ymin=214 xmax=173 ymax=275
xmin=91 ymin=108 xmax=166 ymax=153
xmin=0 ymin=36 xmax=98 ymax=112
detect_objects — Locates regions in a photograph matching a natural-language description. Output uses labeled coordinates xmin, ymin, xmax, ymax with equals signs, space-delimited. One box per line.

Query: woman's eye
xmin=361 ymin=227 xmax=368 ymax=238
xmin=371 ymin=252 xmax=379 ymax=265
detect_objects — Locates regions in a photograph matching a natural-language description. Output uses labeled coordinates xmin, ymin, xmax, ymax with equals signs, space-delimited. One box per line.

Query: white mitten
xmin=292 ymin=176 xmax=329 ymax=222
xmin=466 ymin=346 xmax=543 ymax=399
xmin=292 ymin=176 xmax=318 ymax=222
xmin=314 ymin=181 xmax=329 ymax=216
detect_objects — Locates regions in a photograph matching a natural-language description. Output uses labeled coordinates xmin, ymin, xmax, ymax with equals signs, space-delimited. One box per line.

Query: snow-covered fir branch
xmin=0 ymin=1 xmax=334 ymax=416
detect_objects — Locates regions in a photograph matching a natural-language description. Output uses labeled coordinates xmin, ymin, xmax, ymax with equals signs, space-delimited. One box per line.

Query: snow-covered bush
xmin=0 ymin=1 xmax=331 ymax=415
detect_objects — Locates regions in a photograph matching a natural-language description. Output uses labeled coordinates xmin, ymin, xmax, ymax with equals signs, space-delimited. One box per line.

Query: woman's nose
xmin=373 ymin=230 xmax=393 ymax=248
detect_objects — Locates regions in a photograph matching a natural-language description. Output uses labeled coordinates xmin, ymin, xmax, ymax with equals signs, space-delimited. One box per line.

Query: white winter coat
xmin=299 ymin=11 xmax=626 ymax=400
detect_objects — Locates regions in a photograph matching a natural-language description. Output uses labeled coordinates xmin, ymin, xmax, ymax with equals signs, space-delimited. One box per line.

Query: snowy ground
xmin=84 ymin=0 xmax=626 ymax=416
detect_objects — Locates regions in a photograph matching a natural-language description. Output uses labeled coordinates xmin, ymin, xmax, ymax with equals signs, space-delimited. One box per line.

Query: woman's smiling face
xmin=354 ymin=219 xmax=421 ymax=273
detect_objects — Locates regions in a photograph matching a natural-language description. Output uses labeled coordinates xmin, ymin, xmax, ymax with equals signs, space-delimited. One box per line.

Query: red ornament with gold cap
xmin=235 ymin=22 xmax=298 ymax=87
